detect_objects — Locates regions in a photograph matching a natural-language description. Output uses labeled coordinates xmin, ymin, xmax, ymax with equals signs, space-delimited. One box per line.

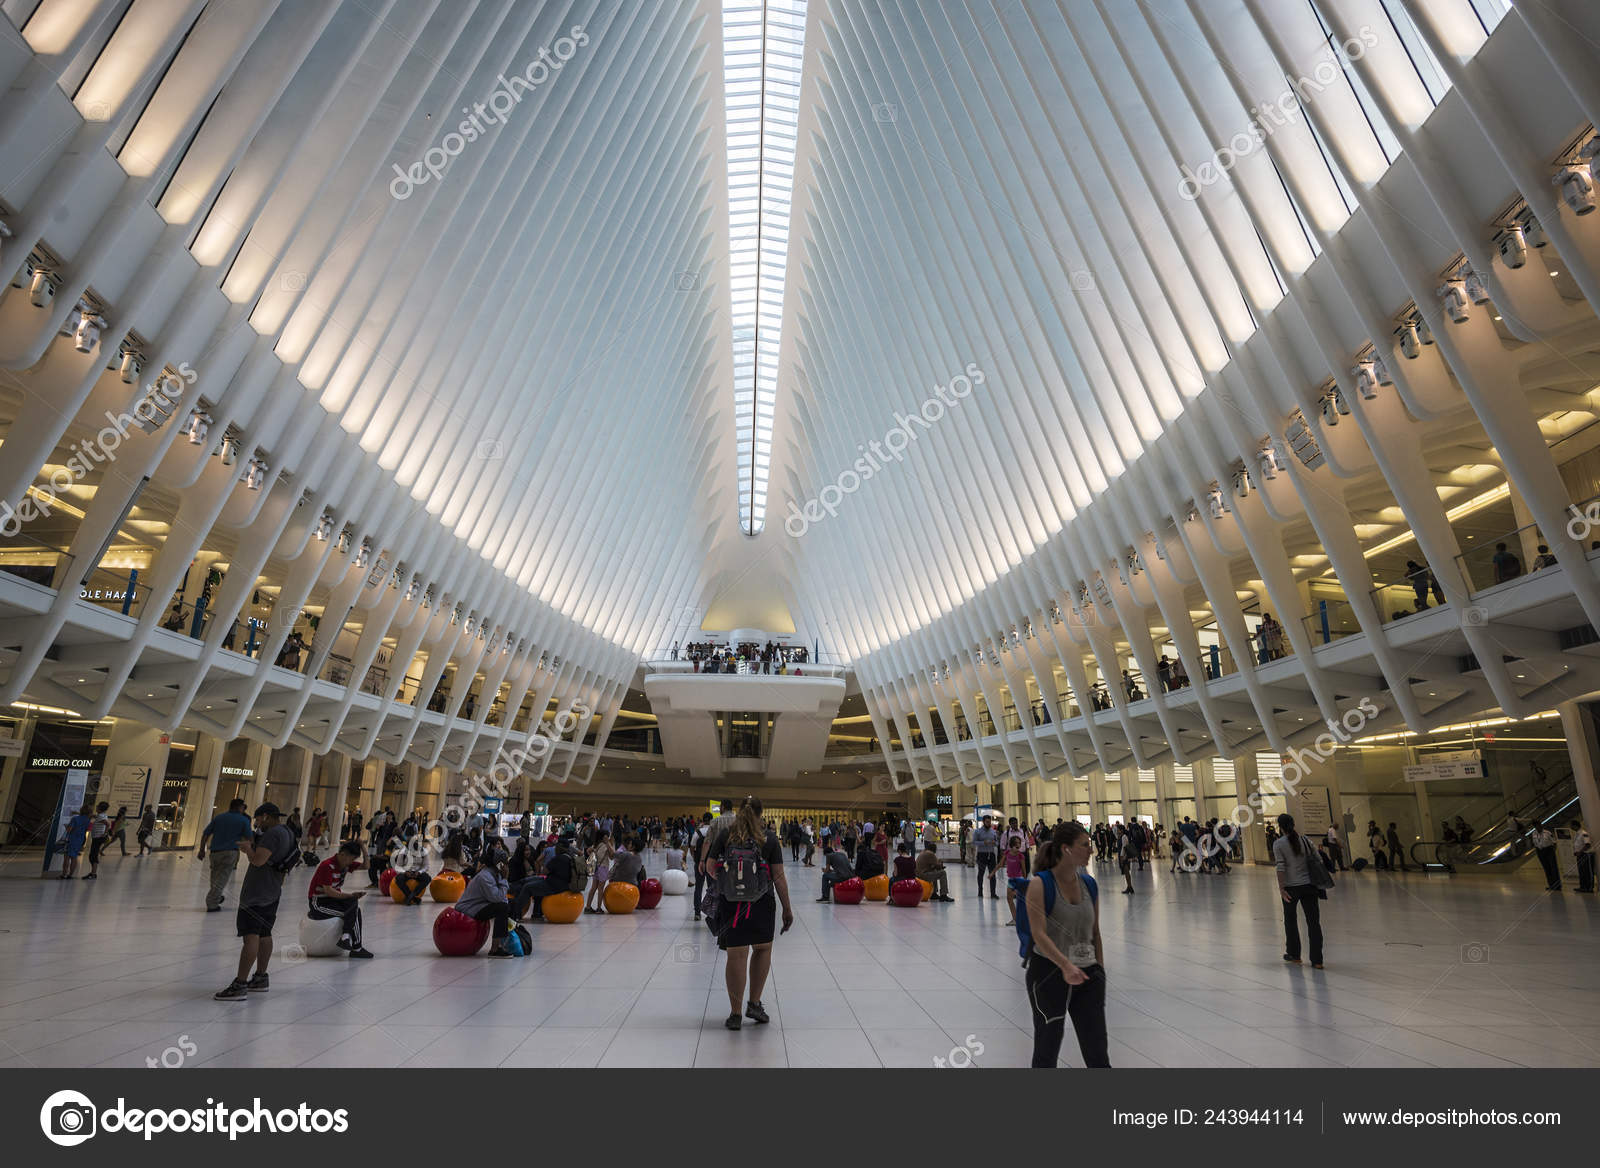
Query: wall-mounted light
xmin=184 ymin=410 xmax=211 ymax=445
xmin=70 ymin=300 xmax=106 ymax=352
xmin=353 ymin=540 xmax=371 ymax=569
xmin=1436 ymin=279 xmax=1470 ymax=324
xmin=217 ymin=435 xmax=240 ymax=466
xmin=1351 ymin=361 xmax=1379 ymax=401
xmin=29 ymin=268 xmax=55 ymax=307
xmin=1258 ymin=443 xmax=1281 ymax=479
xmin=1460 ymin=265 xmax=1491 ymax=305
xmin=1209 ymin=486 xmax=1228 ymax=517
xmin=1522 ymin=212 xmax=1548 ymax=250
xmin=1496 ymin=223 xmax=1527 ymax=269
xmin=119 ymin=349 xmax=142 ymax=383
xmin=405 ymin=578 xmax=420 ymax=602
xmin=244 ymin=457 xmax=267 ymax=490
xmin=314 ymin=511 xmax=335 ymax=541
xmin=1555 ymin=164 xmax=1596 ymax=215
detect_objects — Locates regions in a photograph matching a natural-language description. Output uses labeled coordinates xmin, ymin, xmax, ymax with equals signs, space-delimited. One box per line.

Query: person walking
xmin=1367 ymin=821 xmax=1388 ymax=870
xmin=1273 ymin=814 xmax=1328 ymax=969
xmin=1531 ymin=822 xmax=1561 ymax=890
xmin=705 ymin=796 xmax=793 ymax=1031
xmin=1324 ymin=824 xmax=1346 ymax=872
xmin=109 ymin=806 xmax=130 ymax=856
xmin=197 ymin=799 xmax=254 ymax=912
xmin=584 ymin=834 xmax=614 ymax=914
xmin=83 ymin=802 xmax=112 ymax=879
xmin=1573 ymin=820 xmax=1594 ymax=893
xmin=972 ymin=815 xmax=1000 ymax=898
xmin=136 ymin=805 xmax=157 ymax=855
xmin=214 ymin=803 xmax=298 ymax=1000
xmin=1385 ymin=822 xmax=1408 ymax=871
xmin=1022 ymin=823 xmax=1108 ymax=1068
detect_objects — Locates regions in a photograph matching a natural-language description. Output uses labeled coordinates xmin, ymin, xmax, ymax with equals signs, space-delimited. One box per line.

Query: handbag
xmin=1303 ymin=835 xmax=1335 ymax=893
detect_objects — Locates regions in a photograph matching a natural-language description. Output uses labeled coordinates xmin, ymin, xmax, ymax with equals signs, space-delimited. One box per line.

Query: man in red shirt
xmin=307 ymin=841 xmax=373 ymax=958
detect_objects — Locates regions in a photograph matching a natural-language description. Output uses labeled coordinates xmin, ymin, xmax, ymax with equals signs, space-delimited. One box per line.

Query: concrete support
xmin=191 ymin=734 xmax=225 ymax=846
xmin=293 ymin=749 xmax=314 ymax=820
xmin=1233 ymin=753 xmax=1268 ymax=864
xmin=0 ymin=714 xmax=37 ymax=830
xmin=99 ymin=719 xmax=171 ymax=811
xmin=245 ymin=741 xmax=272 ymax=807
xmin=1558 ymin=701 xmax=1600 ymax=837
xmin=328 ymin=755 xmax=352 ymax=837
xmin=402 ymin=762 xmax=420 ymax=818
xmin=1087 ymin=768 xmax=1107 ymax=823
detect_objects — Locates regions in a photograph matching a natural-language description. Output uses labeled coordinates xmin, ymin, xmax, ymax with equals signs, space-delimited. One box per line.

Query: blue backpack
xmin=1011 ymin=869 xmax=1096 ymax=965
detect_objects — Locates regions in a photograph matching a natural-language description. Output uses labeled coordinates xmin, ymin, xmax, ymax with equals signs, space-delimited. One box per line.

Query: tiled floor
xmin=0 ymin=847 xmax=1595 ymax=1068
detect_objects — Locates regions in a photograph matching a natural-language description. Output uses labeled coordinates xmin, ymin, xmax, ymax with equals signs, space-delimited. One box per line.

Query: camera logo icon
xmin=1460 ymin=942 xmax=1490 ymax=964
xmin=674 ymin=272 xmax=699 ymax=292
xmin=474 ymin=439 xmax=503 ymax=460
xmin=280 ymin=270 xmax=307 ymax=293
xmin=872 ymin=102 xmax=898 ymax=123
xmin=674 ymin=942 xmax=701 ymax=963
xmin=1463 ymin=605 xmax=1488 ymax=627
xmin=40 ymin=1089 xmax=97 ymax=1146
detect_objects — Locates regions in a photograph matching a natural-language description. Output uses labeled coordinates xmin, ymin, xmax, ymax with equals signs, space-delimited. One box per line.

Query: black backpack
xmin=717 ymin=837 xmax=773 ymax=903
xmin=269 ymin=832 xmax=301 ymax=875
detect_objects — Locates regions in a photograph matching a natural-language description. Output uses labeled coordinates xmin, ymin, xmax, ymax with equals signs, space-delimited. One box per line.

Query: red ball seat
xmin=636 ymin=878 xmax=662 ymax=909
xmin=432 ymin=907 xmax=491 ymax=956
xmin=378 ymin=868 xmax=396 ymax=896
xmin=831 ymin=877 xmax=864 ymax=905
xmin=890 ymin=878 xmax=924 ymax=907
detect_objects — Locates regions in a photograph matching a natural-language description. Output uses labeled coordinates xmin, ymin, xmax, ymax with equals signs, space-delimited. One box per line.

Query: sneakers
xmin=744 ymin=1000 xmax=770 ymax=1025
xmin=245 ymin=973 xmax=269 ymax=992
xmin=724 ymin=1013 xmax=742 ymax=1030
xmin=336 ymin=937 xmax=353 ymax=951
xmin=348 ymin=947 xmax=374 ymax=959
xmin=205 ymin=906 xmax=221 ymax=913
xmin=82 ymin=873 xmax=97 ymax=880
xmin=815 ymin=896 xmax=830 ymax=903
xmin=1283 ymin=955 xmax=1302 ymax=964
xmin=214 ymin=981 xmax=249 ymax=1001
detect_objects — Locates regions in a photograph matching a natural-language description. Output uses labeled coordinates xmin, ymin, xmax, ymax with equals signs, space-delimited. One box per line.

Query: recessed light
xmin=1515 ymin=674 xmax=1525 ymax=679
xmin=1492 ymin=315 xmax=1502 ymax=321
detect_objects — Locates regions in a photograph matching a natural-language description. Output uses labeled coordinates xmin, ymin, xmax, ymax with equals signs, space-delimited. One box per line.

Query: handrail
xmin=642 ymin=659 xmax=847 ymax=678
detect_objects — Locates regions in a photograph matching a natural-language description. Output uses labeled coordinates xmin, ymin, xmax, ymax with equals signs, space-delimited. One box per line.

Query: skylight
xmin=723 ymin=0 xmax=806 ymax=535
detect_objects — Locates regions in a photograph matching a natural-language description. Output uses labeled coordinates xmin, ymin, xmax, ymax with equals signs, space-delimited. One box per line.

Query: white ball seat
xmin=660 ymin=868 xmax=689 ymax=895
xmin=297 ymin=912 xmax=345 ymax=957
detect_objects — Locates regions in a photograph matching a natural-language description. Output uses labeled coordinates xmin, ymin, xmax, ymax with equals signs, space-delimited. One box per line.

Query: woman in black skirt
xmin=706 ymin=796 xmax=794 ymax=1030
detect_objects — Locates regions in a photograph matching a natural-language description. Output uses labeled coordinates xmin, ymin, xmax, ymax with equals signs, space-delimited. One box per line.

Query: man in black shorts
xmin=215 ymin=803 xmax=297 ymax=1001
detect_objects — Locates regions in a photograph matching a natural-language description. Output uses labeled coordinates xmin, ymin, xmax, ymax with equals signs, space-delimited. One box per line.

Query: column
xmin=402 ymin=762 xmax=420 ymax=818
xmin=1558 ymin=701 xmax=1600 ymax=837
xmin=357 ymin=758 xmax=384 ymax=823
xmin=293 ymin=749 xmax=314 ymax=819
xmin=1119 ymin=766 xmax=1141 ymax=824
xmin=245 ymin=741 xmax=272 ymax=808
xmin=328 ymin=755 xmax=352 ymax=838
xmin=0 ymin=714 xmax=37 ymax=829
xmin=1192 ymin=758 xmax=1216 ymax=823
xmin=1152 ymin=763 xmax=1177 ymax=830
xmin=191 ymin=734 xmax=225 ymax=845
xmin=1506 ymin=482 xmax=1543 ymax=568
xmin=99 ymin=718 xmax=172 ymax=811
xmin=1232 ymin=754 xmax=1268 ymax=864
xmin=1086 ymin=768 xmax=1107 ymax=823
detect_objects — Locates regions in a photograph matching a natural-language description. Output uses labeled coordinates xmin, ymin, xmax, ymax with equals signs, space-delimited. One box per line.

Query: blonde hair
xmin=729 ymin=796 xmax=765 ymax=846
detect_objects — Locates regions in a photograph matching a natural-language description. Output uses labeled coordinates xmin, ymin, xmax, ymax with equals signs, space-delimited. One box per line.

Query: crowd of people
xmin=673 ymin=640 xmax=811 ymax=673
xmin=96 ymin=790 xmax=1590 ymax=1066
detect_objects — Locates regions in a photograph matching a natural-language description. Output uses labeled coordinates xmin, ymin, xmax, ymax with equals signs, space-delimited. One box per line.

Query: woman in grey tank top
xmin=1023 ymin=823 xmax=1109 ymax=1067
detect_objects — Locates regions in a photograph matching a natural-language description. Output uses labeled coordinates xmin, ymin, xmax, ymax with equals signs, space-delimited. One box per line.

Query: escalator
xmin=1408 ymin=770 xmax=1580 ymax=872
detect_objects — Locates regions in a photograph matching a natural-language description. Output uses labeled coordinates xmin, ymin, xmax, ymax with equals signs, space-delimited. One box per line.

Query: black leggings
xmin=463 ymin=901 xmax=510 ymax=940
xmin=1282 ymin=884 xmax=1323 ymax=964
xmin=392 ymin=873 xmax=429 ymax=904
xmin=1025 ymin=957 xmax=1108 ymax=1068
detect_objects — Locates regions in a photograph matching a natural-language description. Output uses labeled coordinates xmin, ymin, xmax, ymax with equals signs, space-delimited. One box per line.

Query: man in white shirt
xmin=1324 ymin=825 xmax=1346 ymax=871
xmin=1532 ymin=822 xmax=1561 ymax=890
xmin=1570 ymin=820 xmax=1592 ymax=893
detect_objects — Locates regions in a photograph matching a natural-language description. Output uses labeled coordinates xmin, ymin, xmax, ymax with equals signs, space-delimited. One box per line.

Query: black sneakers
xmin=245 ymin=973 xmax=269 ymax=992
xmin=214 ymin=981 xmax=249 ymax=1001
xmin=348 ymin=948 xmax=374 ymax=959
xmin=744 ymin=1000 xmax=770 ymax=1025
xmin=724 ymin=1013 xmax=742 ymax=1030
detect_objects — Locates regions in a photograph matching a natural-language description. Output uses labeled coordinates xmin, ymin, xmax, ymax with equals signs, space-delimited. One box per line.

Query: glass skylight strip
xmin=724 ymin=0 xmax=807 ymax=535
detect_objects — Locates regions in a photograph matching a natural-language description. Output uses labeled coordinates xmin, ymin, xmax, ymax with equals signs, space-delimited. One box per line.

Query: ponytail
xmin=729 ymin=796 xmax=765 ymax=846
xmin=1278 ymin=813 xmax=1301 ymax=854
xmin=1036 ymin=822 xmax=1088 ymax=870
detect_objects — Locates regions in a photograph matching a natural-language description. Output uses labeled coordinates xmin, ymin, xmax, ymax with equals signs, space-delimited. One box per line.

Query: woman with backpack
xmin=1021 ymin=823 xmax=1108 ymax=1068
xmin=705 ymin=796 xmax=793 ymax=1031
xmin=1273 ymin=813 xmax=1327 ymax=968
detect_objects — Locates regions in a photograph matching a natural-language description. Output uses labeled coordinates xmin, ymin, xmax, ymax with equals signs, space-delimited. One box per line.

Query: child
xmin=1002 ymin=838 xmax=1026 ymax=923
xmin=892 ymin=842 xmax=918 ymax=882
